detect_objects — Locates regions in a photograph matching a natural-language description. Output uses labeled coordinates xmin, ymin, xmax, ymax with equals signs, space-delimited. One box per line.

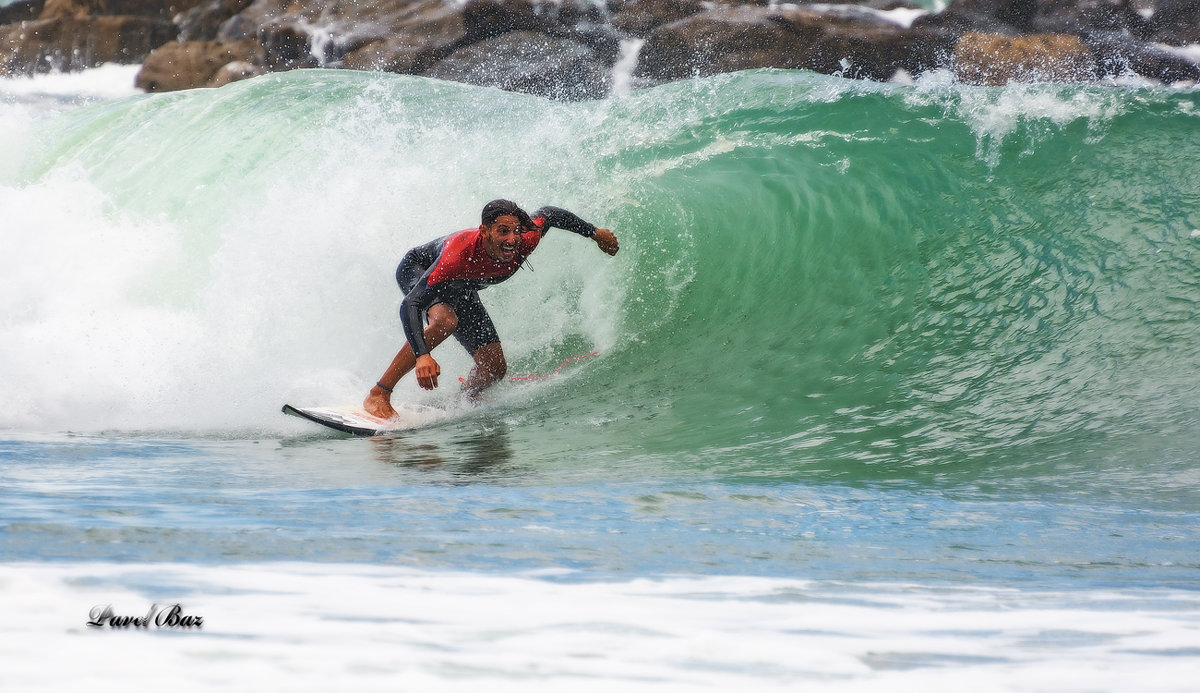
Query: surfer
xmin=363 ymin=199 xmax=619 ymax=419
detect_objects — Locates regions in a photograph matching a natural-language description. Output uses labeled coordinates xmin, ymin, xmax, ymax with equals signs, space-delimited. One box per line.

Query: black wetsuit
xmin=396 ymin=206 xmax=596 ymax=356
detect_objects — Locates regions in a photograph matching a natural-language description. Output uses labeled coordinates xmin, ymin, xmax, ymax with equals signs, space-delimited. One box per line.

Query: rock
xmin=0 ymin=16 xmax=175 ymax=75
xmin=916 ymin=0 xmax=1200 ymax=85
xmin=609 ymin=0 xmax=705 ymax=38
xmin=175 ymin=0 xmax=255 ymax=42
xmin=459 ymin=0 xmax=562 ymax=39
xmin=1030 ymin=0 xmax=1151 ymax=36
xmin=258 ymin=18 xmax=319 ymax=68
xmin=207 ymin=57 xmax=264 ymax=85
xmin=636 ymin=5 xmax=956 ymax=83
xmin=953 ymin=31 xmax=1097 ymax=84
xmin=460 ymin=0 xmax=621 ymax=62
xmin=422 ymin=30 xmax=610 ymax=100
xmin=915 ymin=0 xmax=1040 ymax=33
xmin=1147 ymin=0 xmax=1200 ymax=45
xmin=1084 ymin=29 xmax=1200 ymax=82
xmin=0 ymin=0 xmax=45 ymax=24
xmin=339 ymin=0 xmax=468 ymax=73
xmin=38 ymin=0 xmax=207 ymax=21
xmin=7 ymin=0 xmax=1195 ymax=97
xmin=134 ymin=37 xmax=263 ymax=90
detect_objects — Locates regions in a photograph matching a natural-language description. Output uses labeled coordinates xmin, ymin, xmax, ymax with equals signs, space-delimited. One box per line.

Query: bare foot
xmin=363 ymin=390 xmax=397 ymax=419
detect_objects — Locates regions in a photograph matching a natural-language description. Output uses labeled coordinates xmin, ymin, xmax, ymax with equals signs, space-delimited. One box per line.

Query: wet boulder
xmin=0 ymin=0 xmax=46 ymax=24
xmin=953 ymin=31 xmax=1097 ymax=84
xmin=134 ymin=36 xmax=263 ymax=90
xmin=1 ymin=15 xmax=174 ymax=74
xmin=174 ymin=0 xmax=255 ymax=42
xmin=636 ymin=5 xmax=955 ymax=83
xmin=339 ymin=0 xmax=469 ymax=73
xmin=1146 ymin=0 xmax=1200 ymax=46
xmin=37 ymin=0 xmax=205 ymax=20
xmin=421 ymin=29 xmax=610 ymax=100
xmin=609 ymin=0 xmax=705 ymax=38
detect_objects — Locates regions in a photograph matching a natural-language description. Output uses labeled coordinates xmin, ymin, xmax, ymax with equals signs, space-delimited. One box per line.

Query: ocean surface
xmin=2 ymin=64 xmax=1199 ymax=690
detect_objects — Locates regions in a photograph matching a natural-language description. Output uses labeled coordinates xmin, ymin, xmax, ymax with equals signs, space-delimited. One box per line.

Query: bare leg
xmin=462 ymin=342 xmax=507 ymax=400
xmin=363 ymin=304 xmax=457 ymax=418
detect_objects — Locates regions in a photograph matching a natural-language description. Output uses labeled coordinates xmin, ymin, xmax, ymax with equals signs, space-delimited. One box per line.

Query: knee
xmin=477 ymin=346 xmax=507 ymax=378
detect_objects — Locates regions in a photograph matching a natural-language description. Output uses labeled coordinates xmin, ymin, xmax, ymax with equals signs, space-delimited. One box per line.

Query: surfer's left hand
xmin=594 ymin=228 xmax=619 ymax=256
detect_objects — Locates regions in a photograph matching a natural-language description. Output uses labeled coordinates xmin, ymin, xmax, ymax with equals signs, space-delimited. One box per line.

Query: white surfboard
xmin=281 ymin=403 xmax=446 ymax=436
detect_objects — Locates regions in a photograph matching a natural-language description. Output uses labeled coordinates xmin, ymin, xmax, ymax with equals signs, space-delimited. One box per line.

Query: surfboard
xmin=281 ymin=404 xmax=445 ymax=436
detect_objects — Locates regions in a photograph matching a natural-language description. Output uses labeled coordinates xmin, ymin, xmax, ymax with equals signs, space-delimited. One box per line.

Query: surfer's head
xmin=481 ymin=199 xmax=531 ymax=228
xmin=480 ymin=199 xmax=530 ymax=264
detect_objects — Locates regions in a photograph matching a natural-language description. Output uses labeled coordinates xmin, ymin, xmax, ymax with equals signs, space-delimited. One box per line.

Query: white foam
xmin=806 ymin=4 xmax=928 ymax=29
xmin=609 ymin=38 xmax=646 ymax=98
xmin=904 ymin=79 xmax=1127 ymax=166
xmin=1156 ymin=43 xmax=1200 ymax=64
xmin=0 ymin=63 xmax=142 ymax=101
xmin=0 ymin=74 xmax=627 ymax=434
xmin=3 ymin=562 xmax=1198 ymax=692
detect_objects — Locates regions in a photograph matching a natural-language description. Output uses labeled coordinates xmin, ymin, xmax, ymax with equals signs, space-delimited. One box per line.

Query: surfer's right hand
xmin=593 ymin=228 xmax=619 ymax=256
xmin=415 ymin=354 xmax=441 ymax=390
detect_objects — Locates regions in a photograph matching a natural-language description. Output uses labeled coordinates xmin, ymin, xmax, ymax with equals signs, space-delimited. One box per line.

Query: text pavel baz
xmin=88 ymin=603 xmax=203 ymax=629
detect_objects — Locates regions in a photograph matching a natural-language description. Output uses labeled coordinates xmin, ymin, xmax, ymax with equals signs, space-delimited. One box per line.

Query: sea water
xmin=1 ymin=65 xmax=1199 ymax=690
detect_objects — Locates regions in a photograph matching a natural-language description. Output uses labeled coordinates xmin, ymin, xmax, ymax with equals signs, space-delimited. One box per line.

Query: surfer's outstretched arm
xmin=530 ymin=206 xmax=618 ymax=256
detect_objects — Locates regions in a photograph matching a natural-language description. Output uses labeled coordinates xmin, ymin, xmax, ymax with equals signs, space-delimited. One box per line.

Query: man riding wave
xmin=364 ymin=199 xmax=619 ymax=419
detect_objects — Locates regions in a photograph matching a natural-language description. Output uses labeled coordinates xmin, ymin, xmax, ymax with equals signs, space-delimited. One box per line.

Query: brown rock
xmin=1 ymin=16 xmax=175 ymax=75
xmin=38 ymin=0 xmax=94 ymax=19
xmin=38 ymin=0 xmax=207 ymax=21
xmin=953 ymin=31 xmax=1097 ymax=84
xmin=134 ymin=37 xmax=263 ymax=90
xmin=207 ymin=58 xmax=264 ymax=86
xmin=636 ymin=5 xmax=956 ymax=83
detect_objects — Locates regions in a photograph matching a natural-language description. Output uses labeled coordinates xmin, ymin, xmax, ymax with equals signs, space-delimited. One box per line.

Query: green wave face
xmin=9 ymin=69 xmax=1200 ymax=478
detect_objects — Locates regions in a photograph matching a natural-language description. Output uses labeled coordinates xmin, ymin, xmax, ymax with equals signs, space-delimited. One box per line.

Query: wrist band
xmin=376 ymin=381 xmax=393 ymax=393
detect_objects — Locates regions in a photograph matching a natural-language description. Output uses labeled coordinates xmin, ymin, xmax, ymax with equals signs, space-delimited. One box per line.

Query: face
xmin=480 ymin=214 xmax=524 ymax=263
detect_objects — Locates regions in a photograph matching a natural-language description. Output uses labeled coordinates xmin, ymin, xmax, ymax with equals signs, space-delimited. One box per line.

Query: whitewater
xmin=1 ymin=64 xmax=1199 ymax=690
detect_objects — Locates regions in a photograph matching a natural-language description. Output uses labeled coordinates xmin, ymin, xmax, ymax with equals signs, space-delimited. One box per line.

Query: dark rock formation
xmin=175 ymin=0 xmax=255 ymax=42
xmin=1147 ymin=0 xmax=1200 ymax=46
xmin=636 ymin=5 xmax=956 ymax=83
xmin=610 ymin=0 xmax=704 ymax=38
xmin=422 ymin=29 xmax=610 ymax=100
xmin=1 ymin=0 xmax=1198 ymax=95
xmin=0 ymin=0 xmax=46 ymax=25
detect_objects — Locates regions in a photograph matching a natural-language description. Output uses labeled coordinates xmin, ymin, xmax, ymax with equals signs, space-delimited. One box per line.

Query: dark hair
xmin=481 ymin=199 xmax=531 ymax=227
